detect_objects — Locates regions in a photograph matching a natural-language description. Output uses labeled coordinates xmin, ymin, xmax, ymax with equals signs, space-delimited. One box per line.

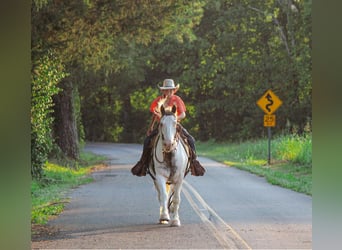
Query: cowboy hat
xmin=158 ymin=79 xmax=180 ymax=90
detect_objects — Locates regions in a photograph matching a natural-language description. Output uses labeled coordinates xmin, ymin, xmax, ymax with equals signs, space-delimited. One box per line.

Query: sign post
xmin=256 ymin=89 xmax=282 ymax=165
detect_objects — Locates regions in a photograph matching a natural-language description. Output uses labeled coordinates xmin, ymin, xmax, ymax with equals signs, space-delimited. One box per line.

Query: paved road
xmin=32 ymin=143 xmax=312 ymax=249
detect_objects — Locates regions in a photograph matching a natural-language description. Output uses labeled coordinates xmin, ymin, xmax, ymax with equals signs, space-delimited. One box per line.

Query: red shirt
xmin=150 ymin=95 xmax=186 ymax=118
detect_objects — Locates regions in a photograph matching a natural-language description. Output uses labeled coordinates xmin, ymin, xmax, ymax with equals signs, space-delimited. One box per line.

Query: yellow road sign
xmin=257 ymin=89 xmax=282 ymax=114
xmin=264 ymin=114 xmax=276 ymax=127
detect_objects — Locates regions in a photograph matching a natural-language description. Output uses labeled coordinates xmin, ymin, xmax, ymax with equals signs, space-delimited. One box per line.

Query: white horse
xmin=149 ymin=105 xmax=190 ymax=227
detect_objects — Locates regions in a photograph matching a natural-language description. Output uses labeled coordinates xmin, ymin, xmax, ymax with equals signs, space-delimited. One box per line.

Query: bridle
xmin=160 ymin=113 xmax=179 ymax=151
xmin=154 ymin=112 xmax=180 ymax=164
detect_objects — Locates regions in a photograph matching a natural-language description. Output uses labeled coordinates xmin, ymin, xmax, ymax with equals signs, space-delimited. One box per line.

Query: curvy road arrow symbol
xmin=265 ymin=93 xmax=274 ymax=113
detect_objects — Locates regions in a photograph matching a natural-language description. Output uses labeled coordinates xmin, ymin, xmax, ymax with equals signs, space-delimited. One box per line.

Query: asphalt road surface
xmin=31 ymin=142 xmax=312 ymax=249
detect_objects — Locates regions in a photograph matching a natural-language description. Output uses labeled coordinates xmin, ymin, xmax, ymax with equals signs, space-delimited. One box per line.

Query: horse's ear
xmin=172 ymin=105 xmax=176 ymax=114
xmin=161 ymin=105 xmax=165 ymax=116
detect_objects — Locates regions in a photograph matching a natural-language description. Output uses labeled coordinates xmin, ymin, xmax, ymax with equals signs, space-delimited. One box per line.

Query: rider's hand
xmin=146 ymin=128 xmax=152 ymax=136
xmin=153 ymin=110 xmax=161 ymax=118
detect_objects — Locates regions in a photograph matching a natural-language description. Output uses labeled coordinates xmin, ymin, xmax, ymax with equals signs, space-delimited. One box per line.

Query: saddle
xmin=147 ymin=126 xmax=205 ymax=178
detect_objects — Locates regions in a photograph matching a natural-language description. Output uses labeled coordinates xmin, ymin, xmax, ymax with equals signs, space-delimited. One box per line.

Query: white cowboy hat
xmin=158 ymin=79 xmax=180 ymax=90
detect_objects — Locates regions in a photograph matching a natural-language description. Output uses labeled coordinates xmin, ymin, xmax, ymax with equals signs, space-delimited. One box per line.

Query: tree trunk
xmin=53 ymin=79 xmax=79 ymax=160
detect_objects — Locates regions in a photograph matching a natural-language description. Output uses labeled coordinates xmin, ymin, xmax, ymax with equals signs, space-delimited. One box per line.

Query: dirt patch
xmin=90 ymin=163 xmax=110 ymax=172
xmin=31 ymin=224 xmax=60 ymax=241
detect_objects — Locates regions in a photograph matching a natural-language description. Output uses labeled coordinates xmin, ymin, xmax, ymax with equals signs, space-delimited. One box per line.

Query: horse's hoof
xmin=159 ymin=219 xmax=169 ymax=225
xmin=170 ymin=220 xmax=181 ymax=227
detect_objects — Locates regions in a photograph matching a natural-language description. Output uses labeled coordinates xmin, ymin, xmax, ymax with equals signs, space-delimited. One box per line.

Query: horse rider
xmin=131 ymin=79 xmax=206 ymax=177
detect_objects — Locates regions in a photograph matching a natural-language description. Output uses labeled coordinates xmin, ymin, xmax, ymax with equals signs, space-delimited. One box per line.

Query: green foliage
xmin=129 ymin=87 xmax=159 ymax=141
xmin=32 ymin=0 xmax=206 ymax=156
xmin=80 ymin=78 xmax=124 ymax=142
xmin=31 ymin=0 xmax=311 ymax=153
xmin=32 ymin=0 xmax=206 ymax=75
xmin=31 ymin=201 xmax=65 ymax=225
xmin=143 ymin=0 xmax=311 ymax=141
xmin=31 ymin=50 xmax=67 ymax=179
xmin=130 ymin=87 xmax=158 ymax=112
xmin=32 ymin=0 xmax=49 ymax=11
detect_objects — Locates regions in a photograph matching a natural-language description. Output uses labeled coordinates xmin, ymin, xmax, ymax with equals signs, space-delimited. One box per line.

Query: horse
xmin=149 ymin=105 xmax=190 ymax=227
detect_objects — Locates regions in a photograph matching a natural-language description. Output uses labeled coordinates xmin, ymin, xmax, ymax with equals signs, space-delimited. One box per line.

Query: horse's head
xmin=159 ymin=105 xmax=178 ymax=153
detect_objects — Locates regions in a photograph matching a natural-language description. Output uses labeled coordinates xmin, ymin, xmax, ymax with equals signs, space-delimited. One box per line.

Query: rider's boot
xmin=131 ymin=147 xmax=151 ymax=176
xmin=177 ymin=125 xmax=206 ymax=176
xmin=190 ymin=149 xmax=206 ymax=176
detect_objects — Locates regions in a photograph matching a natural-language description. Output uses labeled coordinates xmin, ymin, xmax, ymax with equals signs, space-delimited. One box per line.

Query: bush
xmin=31 ymin=50 xmax=68 ymax=179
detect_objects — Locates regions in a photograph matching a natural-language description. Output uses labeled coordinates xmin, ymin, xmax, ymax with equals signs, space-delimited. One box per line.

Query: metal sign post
xmin=268 ymin=127 xmax=271 ymax=165
xmin=257 ymin=89 xmax=282 ymax=165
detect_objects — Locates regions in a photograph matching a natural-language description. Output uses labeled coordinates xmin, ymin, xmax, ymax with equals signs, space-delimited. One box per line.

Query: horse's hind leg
xmin=169 ymin=182 xmax=182 ymax=227
xmin=154 ymin=178 xmax=170 ymax=224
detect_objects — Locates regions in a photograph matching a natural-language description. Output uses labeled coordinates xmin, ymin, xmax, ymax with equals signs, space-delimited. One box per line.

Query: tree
xmin=31 ymin=0 xmax=206 ymax=161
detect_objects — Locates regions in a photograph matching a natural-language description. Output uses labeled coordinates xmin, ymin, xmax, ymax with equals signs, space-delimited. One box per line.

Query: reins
xmin=154 ymin=131 xmax=180 ymax=164
xmin=154 ymin=135 xmax=164 ymax=164
xmin=153 ymin=112 xmax=180 ymax=168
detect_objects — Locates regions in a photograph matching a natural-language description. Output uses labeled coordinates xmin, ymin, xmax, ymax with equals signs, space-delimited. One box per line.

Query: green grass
xmin=31 ymin=151 xmax=106 ymax=225
xmin=196 ymin=133 xmax=312 ymax=195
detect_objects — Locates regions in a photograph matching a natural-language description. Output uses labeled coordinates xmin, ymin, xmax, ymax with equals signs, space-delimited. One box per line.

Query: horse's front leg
xmin=154 ymin=177 xmax=170 ymax=224
xmin=169 ymin=181 xmax=183 ymax=227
